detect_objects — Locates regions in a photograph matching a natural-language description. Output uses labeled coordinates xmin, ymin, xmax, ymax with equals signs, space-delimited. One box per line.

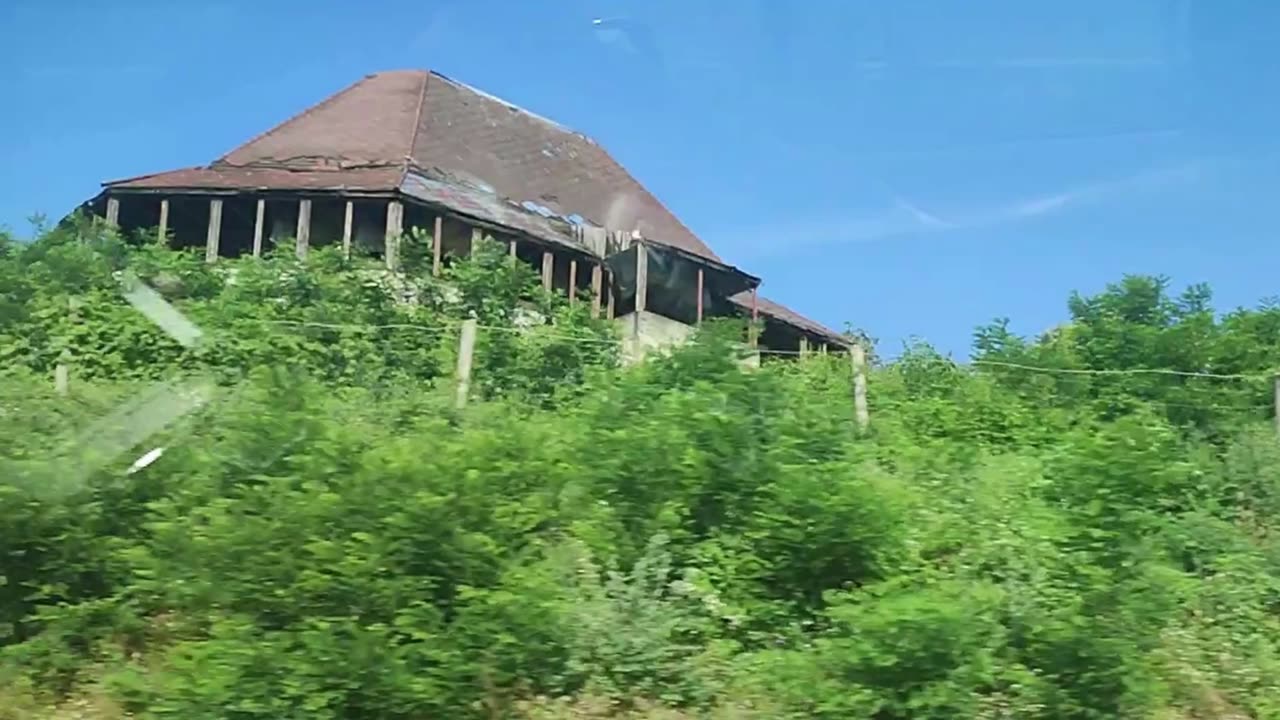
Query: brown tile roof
xmin=105 ymin=166 xmax=405 ymax=191
xmin=105 ymin=69 xmax=842 ymax=341
xmin=109 ymin=70 xmax=716 ymax=260
xmin=733 ymin=293 xmax=848 ymax=346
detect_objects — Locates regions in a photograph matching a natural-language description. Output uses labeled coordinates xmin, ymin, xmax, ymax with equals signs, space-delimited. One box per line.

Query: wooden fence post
xmin=56 ymin=296 xmax=78 ymax=395
xmin=455 ymin=318 xmax=478 ymax=409
xmin=851 ymin=343 xmax=869 ymax=432
xmin=1273 ymin=374 xmax=1280 ymax=438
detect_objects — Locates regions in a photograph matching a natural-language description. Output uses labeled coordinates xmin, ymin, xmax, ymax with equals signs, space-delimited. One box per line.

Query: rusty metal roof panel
xmin=398 ymin=171 xmax=585 ymax=252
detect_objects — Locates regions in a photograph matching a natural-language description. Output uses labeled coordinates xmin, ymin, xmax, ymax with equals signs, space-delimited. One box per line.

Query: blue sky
xmin=2 ymin=0 xmax=1277 ymax=357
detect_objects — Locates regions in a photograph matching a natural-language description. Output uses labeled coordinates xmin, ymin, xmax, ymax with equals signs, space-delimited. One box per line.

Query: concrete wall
xmin=615 ymin=310 xmax=762 ymax=368
xmin=615 ymin=310 xmax=696 ymax=365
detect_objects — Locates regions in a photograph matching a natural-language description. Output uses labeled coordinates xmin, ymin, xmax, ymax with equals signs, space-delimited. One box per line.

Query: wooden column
xmin=607 ymin=274 xmax=616 ymax=320
xmin=695 ymin=267 xmax=704 ymax=325
xmin=568 ymin=259 xmax=578 ymax=305
xmin=508 ymin=239 xmax=517 ymax=263
xmin=205 ymin=198 xmax=223 ymax=264
xmin=105 ymin=196 xmax=120 ymax=226
xmin=799 ymin=337 xmax=810 ymax=359
xmin=749 ymin=287 xmax=759 ymax=347
xmin=470 ymin=227 xmax=482 ymax=256
xmin=541 ymin=251 xmax=554 ymax=291
xmin=1274 ymin=374 xmax=1280 ymax=438
xmin=385 ymin=201 xmax=403 ymax=270
xmin=634 ymin=242 xmax=648 ymax=313
xmin=342 ymin=200 xmax=354 ymax=259
xmin=252 ymin=199 xmax=265 ymax=257
xmin=432 ymin=216 xmax=443 ymax=276
xmin=157 ymin=199 xmax=169 ymax=244
xmin=296 ymin=199 xmax=312 ymax=260
xmin=590 ymin=264 xmax=603 ymax=318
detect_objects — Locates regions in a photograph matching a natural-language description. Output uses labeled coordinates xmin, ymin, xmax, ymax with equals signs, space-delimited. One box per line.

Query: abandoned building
xmin=86 ymin=69 xmax=847 ymax=361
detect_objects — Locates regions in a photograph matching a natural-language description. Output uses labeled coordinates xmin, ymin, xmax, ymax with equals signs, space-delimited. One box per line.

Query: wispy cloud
xmin=715 ymin=162 xmax=1201 ymax=259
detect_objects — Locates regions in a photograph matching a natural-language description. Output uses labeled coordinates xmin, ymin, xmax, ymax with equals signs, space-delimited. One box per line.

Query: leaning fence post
xmin=455 ymin=318 xmax=478 ymax=409
xmin=851 ymin=343 xmax=869 ymax=432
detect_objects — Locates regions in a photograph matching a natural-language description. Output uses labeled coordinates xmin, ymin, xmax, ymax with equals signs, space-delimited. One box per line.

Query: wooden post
xmin=157 ymin=199 xmax=169 ymax=244
xmin=54 ymin=360 xmax=69 ymax=395
xmin=1274 ymin=375 xmax=1280 ymax=438
xmin=296 ymin=198 xmax=312 ymax=260
xmin=385 ymin=200 xmax=403 ymax=270
xmin=508 ymin=239 xmax=517 ymax=263
xmin=541 ymin=251 xmax=554 ymax=291
xmin=695 ymin=267 xmax=704 ymax=325
xmin=470 ymin=226 xmax=482 ymax=257
xmin=749 ymin=287 xmax=759 ymax=347
xmin=252 ymin=198 xmax=265 ymax=257
xmin=800 ymin=337 xmax=810 ymax=359
xmin=105 ymin=196 xmax=120 ymax=226
xmin=342 ymin=200 xmax=354 ymax=259
xmin=635 ymin=242 xmax=648 ymax=313
xmin=851 ymin=344 xmax=869 ymax=432
xmin=455 ymin=318 xmax=478 ymax=409
xmin=432 ymin=216 xmax=443 ymax=276
xmin=55 ymin=296 xmax=74 ymax=395
xmin=606 ymin=273 xmax=616 ymax=320
xmin=568 ymin=259 xmax=578 ymax=305
xmin=205 ymin=198 xmax=223 ymax=264
xmin=591 ymin=264 xmax=603 ymax=318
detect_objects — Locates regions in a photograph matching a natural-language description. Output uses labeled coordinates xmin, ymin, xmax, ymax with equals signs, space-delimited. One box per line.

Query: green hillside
xmin=5 ymin=218 xmax=1280 ymax=719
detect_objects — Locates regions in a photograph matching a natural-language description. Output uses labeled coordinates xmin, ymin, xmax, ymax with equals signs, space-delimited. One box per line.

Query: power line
xmin=969 ymin=359 xmax=1270 ymax=381
xmin=234 ymin=318 xmax=1279 ymax=379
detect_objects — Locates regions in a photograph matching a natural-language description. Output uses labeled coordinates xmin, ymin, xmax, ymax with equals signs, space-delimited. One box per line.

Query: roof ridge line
xmin=592 ymin=144 xmax=719 ymax=262
xmin=216 ymin=73 xmax=386 ymax=163
xmin=429 ymin=70 xmax=584 ymax=138
xmin=405 ymin=71 xmax=430 ymax=164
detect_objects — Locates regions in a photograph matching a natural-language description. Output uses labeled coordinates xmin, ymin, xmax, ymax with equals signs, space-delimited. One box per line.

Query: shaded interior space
xmin=549 ymin=250 xmax=573 ymax=294
xmin=350 ymin=201 xmax=386 ymax=260
xmin=512 ymin=239 xmax=547 ymax=294
xmin=114 ymin=195 xmax=165 ymax=243
xmin=757 ymin=320 xmax=808 ymax=360
xmin=604 ymin=243 xmax=755 ymax=326
xmin=567 ymin=255 xmax=596 ymax=304
xmin=264 ymin=199 xmax=299 ymax=254
xmin=167 ymin=196 xmax=211 ymax=252
xmin=438 ymin=217 xmax=474 ymax=268
xmin=308 ymin=198 xmax=347 ymax=250
xmin=218 ymin=197 xmax=259 ymax=258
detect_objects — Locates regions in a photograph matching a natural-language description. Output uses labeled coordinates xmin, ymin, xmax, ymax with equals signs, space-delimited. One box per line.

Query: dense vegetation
xmin=4 ymin=217 xmax=1280 ymax=719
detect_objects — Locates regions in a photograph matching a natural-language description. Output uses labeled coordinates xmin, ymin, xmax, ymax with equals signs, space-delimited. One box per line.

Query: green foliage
xmin=5 ymin=222 xmax=1280 ymax=718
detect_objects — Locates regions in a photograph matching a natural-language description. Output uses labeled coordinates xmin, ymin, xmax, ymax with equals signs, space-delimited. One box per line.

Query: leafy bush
xmin=4 ymin=220 xmax=1280 ymax=717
